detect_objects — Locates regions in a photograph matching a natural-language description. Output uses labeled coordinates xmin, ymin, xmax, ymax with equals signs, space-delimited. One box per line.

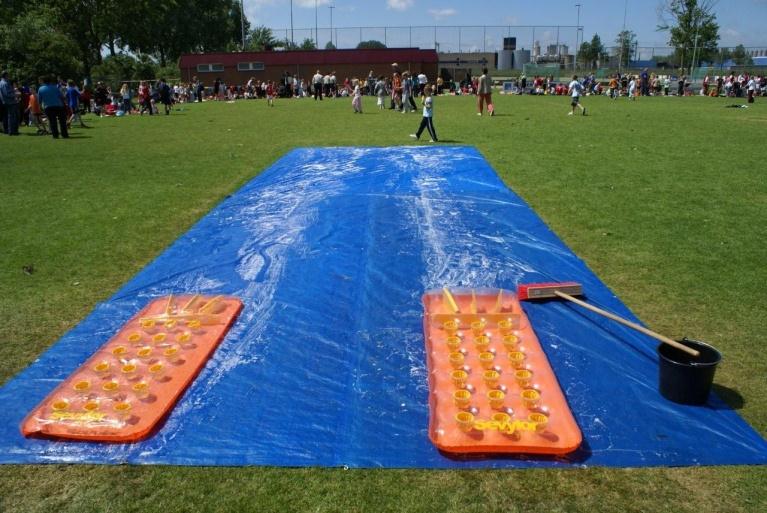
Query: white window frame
xmin=237 ymin=62 xmax=265 ymax=72
xmin=196 ymin=63 xmax=224 ymax=73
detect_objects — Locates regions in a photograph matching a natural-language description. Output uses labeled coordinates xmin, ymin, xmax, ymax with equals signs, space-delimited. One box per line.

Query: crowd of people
xmin=504 ymin=69 xmax=766 ymax=101
xmin=0 ymin=73 xmax=185 ymax=138
xmin=2 ymin=62 xmax=764 ymax=138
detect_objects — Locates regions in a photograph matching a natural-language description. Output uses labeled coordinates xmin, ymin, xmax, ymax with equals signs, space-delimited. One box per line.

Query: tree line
xmin=0 ymin=0 xmax=247 ymax=83
xmin=576 ymin=1 xmax=758 ymax=70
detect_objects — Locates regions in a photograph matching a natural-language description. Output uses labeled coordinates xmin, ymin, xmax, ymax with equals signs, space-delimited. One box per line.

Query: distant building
xmin=437 ymin=52 xmax=497 ymax=81
xmin=178 ymin=48 xmax=438 ymax=84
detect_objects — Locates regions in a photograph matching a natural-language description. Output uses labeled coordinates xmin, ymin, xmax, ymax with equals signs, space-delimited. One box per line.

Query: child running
xmin=409 ymin=85 xmax=438 ymax=142
xmin=567 ymin=75 xmax=586 ymax=116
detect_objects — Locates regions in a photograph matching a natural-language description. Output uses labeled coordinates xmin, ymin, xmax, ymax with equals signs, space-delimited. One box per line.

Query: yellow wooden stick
xmin=199 ymin=295 xmax=223 ymax=314
xmin=494 ymin=289 xmax=504 ymax=313
xmin=470 ymin=290 xmax=477 ymax=314
xmin=442 ymin=287 xmax=460 ymax=314
xmin=181 ymin=294 xmax=201 ymax=313
xmin=164 ymin=294 xmax=174 ymax=316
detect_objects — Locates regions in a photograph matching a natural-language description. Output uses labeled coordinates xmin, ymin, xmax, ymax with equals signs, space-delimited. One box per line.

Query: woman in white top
xmin=477 ymin=67 xmax=494 ymax=116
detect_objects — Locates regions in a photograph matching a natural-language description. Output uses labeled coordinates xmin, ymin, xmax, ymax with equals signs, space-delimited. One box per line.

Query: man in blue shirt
xmin=0 ymin=71 xmax=20 ymax=135
xmin=37 ymin=75 xmax=69 ymax=139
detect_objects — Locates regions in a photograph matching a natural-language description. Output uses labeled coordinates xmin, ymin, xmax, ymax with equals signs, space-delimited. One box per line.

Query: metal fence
xmin=272 ymin=25 xmax=580 ymax=54
xmin=269 ymin=25 xmax=766 ymax=72
xmin=602 ymin=45 xmax=767 ymax=64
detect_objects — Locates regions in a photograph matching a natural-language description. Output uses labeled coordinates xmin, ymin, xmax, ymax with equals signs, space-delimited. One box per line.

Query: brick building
xmin=178 ymin=48 xmax=439 ymax=86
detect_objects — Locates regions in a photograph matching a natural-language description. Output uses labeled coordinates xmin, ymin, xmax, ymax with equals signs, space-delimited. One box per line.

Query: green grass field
xmin=1 ymin=93 xmax=765 ymax=512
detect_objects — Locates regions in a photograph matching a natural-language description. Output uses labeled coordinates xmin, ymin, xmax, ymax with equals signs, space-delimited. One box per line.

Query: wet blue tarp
xmin=1 ymin=146 xmax=765 ymax=467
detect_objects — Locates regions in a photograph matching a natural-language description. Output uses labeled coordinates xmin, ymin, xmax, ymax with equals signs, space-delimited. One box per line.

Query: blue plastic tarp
xmin=1 ymin=146 xmax=765 ymax=467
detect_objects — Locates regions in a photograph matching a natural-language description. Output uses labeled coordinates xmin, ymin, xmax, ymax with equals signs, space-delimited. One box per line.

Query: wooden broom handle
xmin=554 ymin=291 xmax=700 ymax=357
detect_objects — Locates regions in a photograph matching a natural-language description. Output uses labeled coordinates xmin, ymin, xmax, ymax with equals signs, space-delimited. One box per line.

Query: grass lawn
xmin=1 ymin=92 xmax=765 ymax=512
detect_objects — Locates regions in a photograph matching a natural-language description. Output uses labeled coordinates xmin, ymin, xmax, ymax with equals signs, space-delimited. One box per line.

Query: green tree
xmin=577 ymin=40 xmax=592 ymax=66
xmin=91 ymin=54 xmax=137 ymax=85
xmin=118 ymin=1 xmax=248 ymax=66
xmin=325 ymin=41 xmax=336 ymax=50
xmin=133 ymin=54 xmax=158 ymax=81
xmin=730 ymin=44 xmax=753 ymax=65
xmin=577 ymin=34 xmax=607 ymax=69
xmin=357 ymin=40 xmax=387 ymax=49
xmin=299 ymin=38 xmax=317 ymax=50
xmin=1 ymin=0 xmax=249 ymax=80
xmin=0 ymin=6 xmax=82 ymax=83
xmin=615 ymin=30 xmax=637 ymax=67
xmin=247 ymin=25 xmax=277 ymax=51
xmin=658 ymin=0 xmax=720 ymax=70
xmin=276 ymin=38 xmax=299 ymax=51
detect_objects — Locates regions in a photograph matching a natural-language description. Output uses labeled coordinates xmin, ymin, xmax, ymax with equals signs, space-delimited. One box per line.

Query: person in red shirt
xmin=266 ymin=81 xmax=275 ymax=107
xmin=138 ymin=81 xmax=152 ymax=115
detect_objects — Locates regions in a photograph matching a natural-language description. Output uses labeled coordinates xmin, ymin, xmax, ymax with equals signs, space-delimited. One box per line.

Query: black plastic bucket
xmin=657 ymin=338 xmax=721 ymax=405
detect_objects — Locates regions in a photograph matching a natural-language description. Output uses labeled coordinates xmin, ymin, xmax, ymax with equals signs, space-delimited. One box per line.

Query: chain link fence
xmin=272 ymin=25 xmax=580 ymax=54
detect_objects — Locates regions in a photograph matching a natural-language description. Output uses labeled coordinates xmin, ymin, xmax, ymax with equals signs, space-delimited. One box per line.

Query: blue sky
xmin=244 ymin=0 xmax=767 ymax=51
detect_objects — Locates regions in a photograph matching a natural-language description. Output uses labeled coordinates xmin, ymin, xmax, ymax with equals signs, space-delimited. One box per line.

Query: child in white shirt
xmin=409 ymin=85 xmax=438 ymax=141
xmin=567 ymin=75 xmax=586 ymax=116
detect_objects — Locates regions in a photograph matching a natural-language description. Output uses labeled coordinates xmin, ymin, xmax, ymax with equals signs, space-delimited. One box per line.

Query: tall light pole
xmin=329 ymin=4 xmax=335 ymax=48
xmin=690 ymin=33 xmax=700 ymax=78
xmin=241 ymin=0 xmax=246 ymax=50
xmin=315 ymin=0 xmax=318 ymax=48
xmin=619 ymin=0 xmax=628 ymax=74
xmin=575 ymin=4 xmax=581 ymax=70
xmin=689 ymin=8 xmax=701 ymax=78
xmin=290 ymin=0 xmax=294 ymax=47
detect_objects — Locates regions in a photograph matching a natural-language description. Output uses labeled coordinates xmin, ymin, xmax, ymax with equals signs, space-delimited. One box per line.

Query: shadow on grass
xmin=711 ymin=383 xmax=745 ymax=410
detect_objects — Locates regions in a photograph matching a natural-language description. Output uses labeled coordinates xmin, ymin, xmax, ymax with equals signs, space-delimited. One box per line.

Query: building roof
xmin=179 ymin=48 xmax=438 ymax=68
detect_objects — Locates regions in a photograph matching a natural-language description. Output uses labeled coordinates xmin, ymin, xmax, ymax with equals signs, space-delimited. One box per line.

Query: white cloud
xmin=296 ymin=0 xmax=330 ymax=7
xmin=244 ymin=0 xmax=276 ymax=23
xmin=721 ymin=27 xmax=742 ymax=41
xmin=388 ymin=0 xmax=414 ymax=11
xmin=428 ymin=8 xmax=457 ymax=20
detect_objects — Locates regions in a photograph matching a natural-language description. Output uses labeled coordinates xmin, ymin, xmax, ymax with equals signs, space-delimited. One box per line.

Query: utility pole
xmin=619 ymin=0 xmax=628 ymax=74
xmin=315 ymin=0 xmax=318 ymax=48
xmin=575 ymin=4 xmax=581 ymax=70
xmin=690 ymin=9 xmax=701 ymax=78
xmin=329 ymin=5 xmax=335 ymax=48
xmin=290 ymin=0 xmax=294 ymax=47
xmin=240 ymin=0 xmax=246 ymax=50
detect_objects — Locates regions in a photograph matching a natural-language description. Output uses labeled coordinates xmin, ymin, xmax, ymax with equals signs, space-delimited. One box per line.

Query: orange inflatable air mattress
xmin=21 ymin=294 xmax=242 ymax=442
xmin=423 ymin=288 xmax=581 ymax=455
